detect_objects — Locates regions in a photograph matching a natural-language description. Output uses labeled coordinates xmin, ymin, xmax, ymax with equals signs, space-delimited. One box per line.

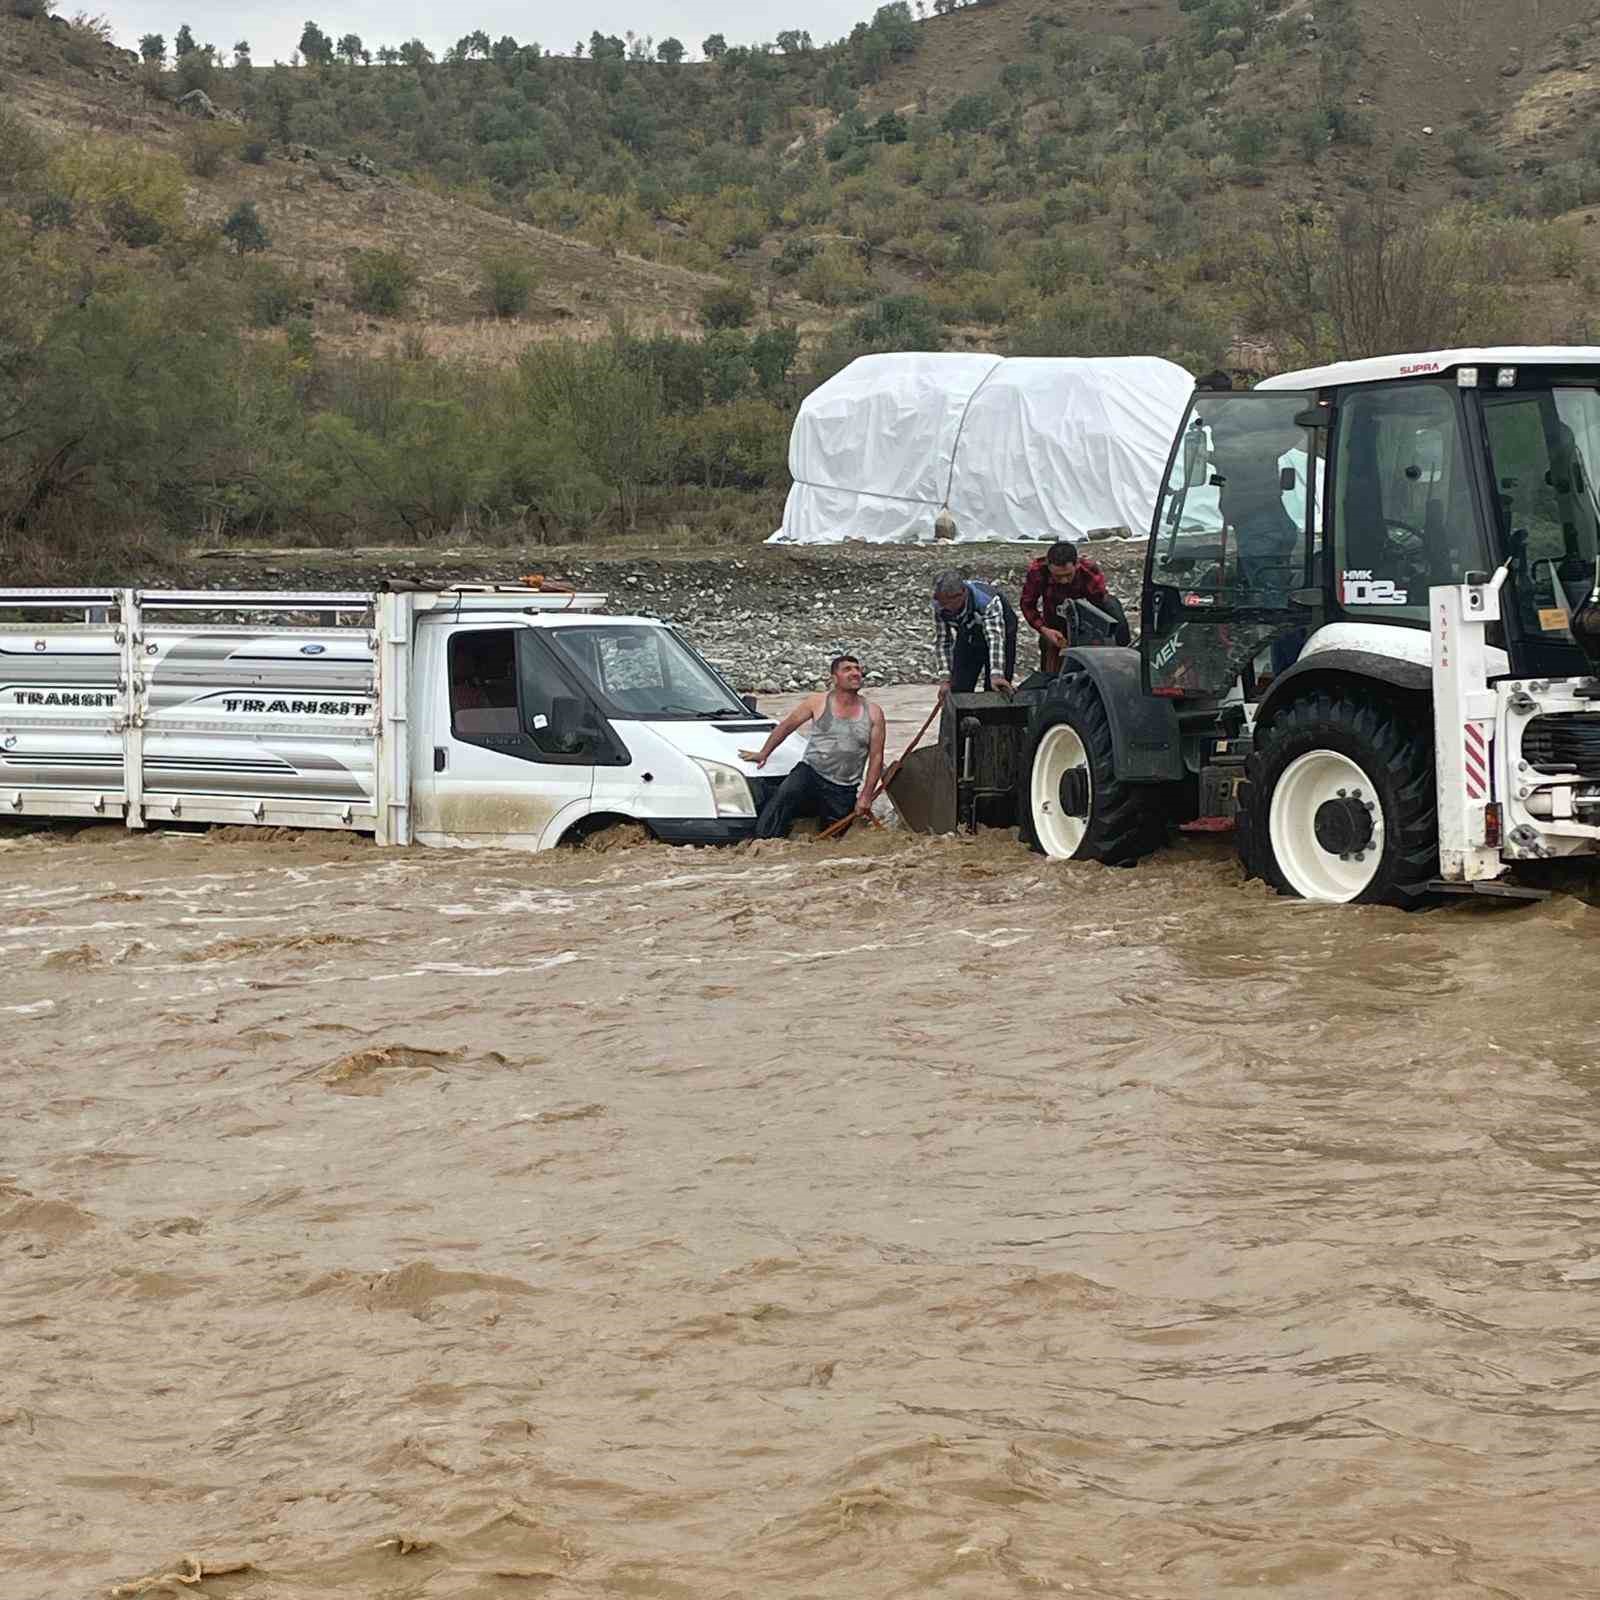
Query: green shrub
xmin=241 ymin=140 xmax=270 ymax=165
xmin=174 ymin=49 xmax=215 ymax=96
xmin=0 ymin=107 xmax=48 ymax=193
xmin=848 ymin=293 xmax=943 ymax=349
xmin=347 ymin=249 xmax=418 ymax=316
xmin=479 ymin=252 xmax=535 ymax=318
xmin=698 ymin=283 xmax=755 ymax=329
xmin=285 ymin=317 xmax=316 ymax=361
xmin=796 ymin=243 xmax=874 ymax=305
xmin=28 ymin=192 xmax=75 ymax=233
xmin=221 ymin=198 xmax=270 ymax=254
xmin=942 ymin=92 xmax=999 ymax=136
xmin=244 ymin=260 xmax=307 ymax=326
xmin=104 ymin=197 xmax=164 ymax=246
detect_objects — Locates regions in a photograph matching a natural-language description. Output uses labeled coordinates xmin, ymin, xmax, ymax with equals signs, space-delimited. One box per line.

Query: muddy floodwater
xmin=5 ymin=818 xmax=1600 ymax=1599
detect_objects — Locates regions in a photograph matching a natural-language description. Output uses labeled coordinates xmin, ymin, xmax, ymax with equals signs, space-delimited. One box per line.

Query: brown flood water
xmin=4 ymin=814 xmax=1600 ymax=1598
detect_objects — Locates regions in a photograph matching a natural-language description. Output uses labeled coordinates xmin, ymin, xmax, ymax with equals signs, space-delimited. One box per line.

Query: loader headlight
xmin=693 ymin=758 xmax=755 ymax=818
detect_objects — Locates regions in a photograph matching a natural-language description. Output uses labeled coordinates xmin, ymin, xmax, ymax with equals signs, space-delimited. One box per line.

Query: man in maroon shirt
xmin=1020 ymin=540 xmax=1113 ymax=673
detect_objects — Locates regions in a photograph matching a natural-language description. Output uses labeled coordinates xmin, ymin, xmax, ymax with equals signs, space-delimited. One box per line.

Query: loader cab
xmin=1141 ymin=388 xmax=1320 ymax=702
xmin=1142 ymin=357 xmax=1600 ymax=697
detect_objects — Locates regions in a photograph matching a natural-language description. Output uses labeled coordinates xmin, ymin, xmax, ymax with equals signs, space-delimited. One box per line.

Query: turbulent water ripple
xmin=2 ymin=823 xmax=1600 ymax=1596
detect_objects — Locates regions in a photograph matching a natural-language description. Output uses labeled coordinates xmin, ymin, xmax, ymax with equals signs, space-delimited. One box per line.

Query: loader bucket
xmin=885 ymin=690 xmax=1037 ymax=833
xmin=885 ymin=744 xmax=958 ymax=834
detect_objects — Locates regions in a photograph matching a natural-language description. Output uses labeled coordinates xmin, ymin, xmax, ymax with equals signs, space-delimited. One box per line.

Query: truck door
xmin=419 ymin=626 xmax=613 ymax=846
xmin=1142 ymin=390 xmax=1318 ymax=701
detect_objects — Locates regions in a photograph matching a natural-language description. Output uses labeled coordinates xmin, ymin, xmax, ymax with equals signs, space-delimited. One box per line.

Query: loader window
xmin=1331 ymin=382 xmax=1481 ymax=622
xmin=1152 ymin=393 xmax=1313 ymax=608
xmin=1144 ymin=390 xmax=1315 ymax=700
xmin=1482 ymin=387 xmax=1600 ymax=643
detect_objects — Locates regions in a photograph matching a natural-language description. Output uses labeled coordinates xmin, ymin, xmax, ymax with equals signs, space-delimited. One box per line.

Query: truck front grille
xmin=1523 ymin=712 xmax=1600 ymax=777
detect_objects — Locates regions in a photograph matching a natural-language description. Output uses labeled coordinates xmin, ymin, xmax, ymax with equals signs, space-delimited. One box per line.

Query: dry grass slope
xmin=0 ymin=11 xmax=730 ymax=360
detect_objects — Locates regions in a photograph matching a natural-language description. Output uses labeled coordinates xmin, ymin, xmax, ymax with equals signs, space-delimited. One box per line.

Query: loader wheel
xmin=1239 ymin=688 xmax=1436 ymax=906
xmin=1020 ymin=674 xmax=1165 ymax=866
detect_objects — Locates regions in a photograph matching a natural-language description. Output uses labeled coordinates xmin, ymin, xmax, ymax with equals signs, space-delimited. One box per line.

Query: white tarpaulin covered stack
xmin=771 ymin=353 xmax=1195 ymax=545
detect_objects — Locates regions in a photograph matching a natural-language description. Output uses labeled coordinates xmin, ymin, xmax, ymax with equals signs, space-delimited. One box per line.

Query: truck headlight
xmin=693 ymin=758 xmax=755 ymax=818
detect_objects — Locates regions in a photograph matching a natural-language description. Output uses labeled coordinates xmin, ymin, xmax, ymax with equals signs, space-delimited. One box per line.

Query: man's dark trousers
xmin=754 ymin=761 xmax=857 ymax=838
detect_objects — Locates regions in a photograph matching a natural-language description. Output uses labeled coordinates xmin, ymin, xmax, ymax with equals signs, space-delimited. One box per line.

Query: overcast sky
xmin=95 ymin=0 xmax=882 ymax=64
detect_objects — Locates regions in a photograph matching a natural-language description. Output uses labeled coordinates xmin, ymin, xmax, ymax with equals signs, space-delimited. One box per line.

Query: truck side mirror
xmin=741 ymin=694 xmax=759 ymax=714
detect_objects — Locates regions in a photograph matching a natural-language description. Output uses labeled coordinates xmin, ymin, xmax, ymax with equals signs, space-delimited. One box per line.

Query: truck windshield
xmin=1481 ymin=386 xmax=1600 ymax=646
xmin=546 ymin=625 xmax=747 ymax=718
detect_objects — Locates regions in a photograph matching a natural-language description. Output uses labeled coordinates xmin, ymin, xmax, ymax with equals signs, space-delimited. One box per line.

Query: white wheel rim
xmin=1268 ymin=750 xmax=1384 ymax=902
xmin=1031 ymin=724 xmax=1091 ymax=859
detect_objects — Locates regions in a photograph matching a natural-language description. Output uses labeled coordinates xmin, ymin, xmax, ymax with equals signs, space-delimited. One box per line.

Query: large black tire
xmin=1238 ymin=688 xmax=1437 ymax=906
xmin=1019 ymin=674 xmax=1166 ymax=866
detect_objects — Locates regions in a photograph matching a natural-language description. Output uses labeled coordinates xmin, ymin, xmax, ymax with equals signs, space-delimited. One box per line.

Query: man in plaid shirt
xmin=932 ymin=570 xmax=1018 ymax=699
xmin=1019 ymin=539 xmax=1118 ymax=674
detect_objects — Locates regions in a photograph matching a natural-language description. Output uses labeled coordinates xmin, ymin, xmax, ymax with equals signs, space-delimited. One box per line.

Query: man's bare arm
xmin=739 ymin=695 xmax=818 ymax=766
xmin=857 ymin=703 xmax=888 ymax=811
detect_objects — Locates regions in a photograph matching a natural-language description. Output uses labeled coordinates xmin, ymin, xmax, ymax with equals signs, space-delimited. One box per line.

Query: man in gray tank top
xmin=740 ymin=654 xmax=887 ymax=838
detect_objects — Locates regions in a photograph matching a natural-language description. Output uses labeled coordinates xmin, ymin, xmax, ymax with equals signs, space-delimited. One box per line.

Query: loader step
xmin=1424 ymin=879 xmax=1551 ymax=901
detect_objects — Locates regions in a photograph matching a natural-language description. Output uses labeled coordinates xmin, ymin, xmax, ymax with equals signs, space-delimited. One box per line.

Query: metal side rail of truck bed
xmin=0 ymin=585 xmax=606 ymax=844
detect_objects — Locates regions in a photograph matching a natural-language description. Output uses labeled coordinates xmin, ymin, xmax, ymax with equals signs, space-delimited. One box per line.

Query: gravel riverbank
xmin=184 ymin=539 xmax=1147 ymax=693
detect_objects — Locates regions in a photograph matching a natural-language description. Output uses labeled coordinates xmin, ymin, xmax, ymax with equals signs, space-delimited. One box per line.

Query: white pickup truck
xmin=0 ymin=583 xmax=806 ymax=849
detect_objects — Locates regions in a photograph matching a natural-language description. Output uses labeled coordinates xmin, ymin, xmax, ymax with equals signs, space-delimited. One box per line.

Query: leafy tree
xmin=175 ymin=48 xmax=214 ymax=94
xmin=702 ymin=33 xmax=727 ymax=59
xmin=657 ymin=36 xmax=684 ymax=65
xmin=138 ymin=32 xmax=164 ymax=62
xmin=870 ymin=2 xmax=917 ymax=59
xmin=492 ymin=35 xmax=519 ymax=66
xmin=173 ymin=23 xmax=195 ymax=56
xmin=397 ymin=38 xmax=431 ymax=65
xmin=870 ymin=110 xmax=908 ymax=144
xmin=942 ymin=91 xmax=999 ymax=135
xmin=337 ymin=32 xmax=363 ymax=64
xmin=221 ymin=198 xmax=270 ymax=254
xmin=298 ymin=20 xmax=334 ymax=66
xmin=748 ymin=323 xmax=800 ymax=391
xmin=776 ymin=29 xmax=812 ymax=53
xmin=468 ymin=29 xmax=491 ymax=58
xmin=232 ymin=39 xmax=250 ymax=67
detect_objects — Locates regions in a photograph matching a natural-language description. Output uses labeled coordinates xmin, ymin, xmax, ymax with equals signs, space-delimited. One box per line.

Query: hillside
xmin=6 ymin=0 xmax=1600 ymax=580
xmin=1 ymin=9 xmax=730 ymax=357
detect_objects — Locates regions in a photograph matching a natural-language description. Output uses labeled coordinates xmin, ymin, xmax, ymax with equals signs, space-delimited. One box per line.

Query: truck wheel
xmin=1241 ymin=689 xmax=1436 ymax=905
xmin=1021 ymin=674 xmax=1165 ymax=866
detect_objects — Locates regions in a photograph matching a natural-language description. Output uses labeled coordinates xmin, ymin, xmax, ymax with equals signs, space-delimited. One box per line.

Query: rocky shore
xmin=185 ymin=539 xmax=1147 ymax=693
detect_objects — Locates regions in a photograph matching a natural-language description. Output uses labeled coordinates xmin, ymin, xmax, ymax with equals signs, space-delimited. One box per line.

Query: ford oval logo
xmin=301 ymin=644 xmax=326 ymax=655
